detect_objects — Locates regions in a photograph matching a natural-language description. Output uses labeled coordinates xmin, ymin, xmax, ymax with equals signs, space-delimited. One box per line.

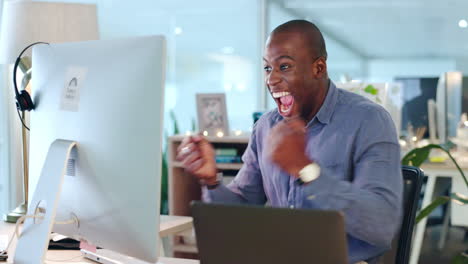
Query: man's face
xmin=263 ymin=32 xmax=325 ymax=120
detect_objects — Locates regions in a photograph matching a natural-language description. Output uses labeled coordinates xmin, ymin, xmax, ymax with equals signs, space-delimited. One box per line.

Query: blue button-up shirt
xmin=204 ymin=81 xmax=403 ymax=264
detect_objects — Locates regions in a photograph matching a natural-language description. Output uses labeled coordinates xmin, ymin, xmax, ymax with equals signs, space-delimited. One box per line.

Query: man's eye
xmin=264 ymin=66 xmax=272 ymax=72
xmin=280 ymin=64 xmax=290 ymax=71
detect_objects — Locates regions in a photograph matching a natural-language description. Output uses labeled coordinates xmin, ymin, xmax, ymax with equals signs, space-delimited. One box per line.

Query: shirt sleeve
xmin=202 ymin=122 xmax=267 ymax=205
xmin=298 ymin=108 xmax=403 ymax=249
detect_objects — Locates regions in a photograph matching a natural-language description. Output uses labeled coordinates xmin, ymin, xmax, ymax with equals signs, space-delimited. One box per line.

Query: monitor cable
xmin=0 ymin=214 xmax=79 ymax=260
xmin=0 ymin=214 xmax=41 ymax=258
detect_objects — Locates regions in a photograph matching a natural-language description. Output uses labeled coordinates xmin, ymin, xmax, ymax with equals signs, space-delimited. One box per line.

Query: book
xmin=215 ymin=148 xmax=237 ymax=156
xmin=215 ymin=155 xmax=241 ymax=163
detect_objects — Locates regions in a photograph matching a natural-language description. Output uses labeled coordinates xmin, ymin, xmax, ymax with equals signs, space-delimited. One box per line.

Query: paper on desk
xmin=79 ymin=240 xmax=97 ymax=253
xmin=0 ymin=235 xmax=7 ymax=251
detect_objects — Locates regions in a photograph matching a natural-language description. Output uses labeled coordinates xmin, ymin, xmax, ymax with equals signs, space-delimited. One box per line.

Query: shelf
xmin=169 ymin=134 xmax=250 ymax=144
xmin=216 ymin=163 xmax=243 ymax=170
xmin=173 ymin=243 xmax=198 ymax=254
xmin=172 ymin=162 xmax=243 ymax=170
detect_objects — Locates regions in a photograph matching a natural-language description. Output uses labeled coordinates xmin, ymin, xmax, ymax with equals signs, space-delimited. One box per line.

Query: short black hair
xmin=271 ymin=19 xmax=328 ymax=60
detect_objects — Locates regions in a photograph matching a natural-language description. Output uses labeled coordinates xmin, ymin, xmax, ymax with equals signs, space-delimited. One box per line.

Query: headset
xmin=13 ymin=42 xmax=49 ymax=112
xmin=12 ymin=42 xmax=49 ymax=131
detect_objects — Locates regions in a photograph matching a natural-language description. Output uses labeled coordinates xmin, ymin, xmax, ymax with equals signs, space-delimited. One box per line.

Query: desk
xmin=0 ymin=215 xmax=199 ymax=264
xmin=409 ymin=163 xmax=468 ymax=264
xmin=158 ymin=215 xmax=194 ymax=238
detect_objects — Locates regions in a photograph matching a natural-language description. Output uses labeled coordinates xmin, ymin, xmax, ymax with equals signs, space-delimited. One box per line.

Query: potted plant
xmin=402 ymin=144 xmax=468 ymax=263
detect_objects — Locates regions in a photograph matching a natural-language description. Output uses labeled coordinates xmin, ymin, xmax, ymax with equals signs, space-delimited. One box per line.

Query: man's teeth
xmin=272 ymin=91 xmax=290 ymax=98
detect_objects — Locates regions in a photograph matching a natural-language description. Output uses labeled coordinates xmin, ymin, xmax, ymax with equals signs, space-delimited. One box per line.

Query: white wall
xmin=455 ymin=58 xmax=468 ymax=76
xmin=0 ymin=65 xmax=9 ymax=215
xmin=0 ymin=0 xmax=18 ymax=216
xmin=0 ymin=0 xmax=5 ymax=216
xmin=0 ymin=0 xmax=25 ymax=215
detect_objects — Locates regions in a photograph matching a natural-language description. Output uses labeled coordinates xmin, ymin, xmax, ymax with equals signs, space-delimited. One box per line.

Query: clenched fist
xmin=176 ymin=135 xmax=218 ymax=185
xmin=266 ymin=118 xmax=312 ymax=177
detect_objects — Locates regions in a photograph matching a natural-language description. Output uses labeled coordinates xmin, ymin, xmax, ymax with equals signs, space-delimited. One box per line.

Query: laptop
xmin=191 ymin=202 xmax=348 ymax=264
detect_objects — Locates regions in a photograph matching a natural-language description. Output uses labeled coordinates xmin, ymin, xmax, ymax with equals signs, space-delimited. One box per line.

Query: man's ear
xmin=313 ymin=57 xmax=327 ymax=79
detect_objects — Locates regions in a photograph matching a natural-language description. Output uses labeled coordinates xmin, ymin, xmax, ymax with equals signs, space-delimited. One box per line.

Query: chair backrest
xmin=383 ymin=166 xmax=424 ymax=264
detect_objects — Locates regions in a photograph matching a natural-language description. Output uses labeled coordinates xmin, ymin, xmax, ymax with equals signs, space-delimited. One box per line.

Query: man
xmin=177 ymin=20 xmax=402 ymax=264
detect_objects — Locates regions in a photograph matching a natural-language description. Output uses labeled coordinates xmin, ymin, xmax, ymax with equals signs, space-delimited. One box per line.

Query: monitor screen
xmin=462 ymin=77 xmax=468 ymax=115
xmin=27 ymin=36 xmax=166 ymax=262
xmin=396 ymin=77 xmax=438 ymax=138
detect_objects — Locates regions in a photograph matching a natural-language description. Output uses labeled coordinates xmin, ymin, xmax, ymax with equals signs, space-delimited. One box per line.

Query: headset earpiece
xmin=16 ymin=90 xmax=34 ymax=111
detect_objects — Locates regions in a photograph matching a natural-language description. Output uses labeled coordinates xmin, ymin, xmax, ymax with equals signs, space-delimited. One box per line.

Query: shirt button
xmin=289 ymin=205 xmax=295 ymax=209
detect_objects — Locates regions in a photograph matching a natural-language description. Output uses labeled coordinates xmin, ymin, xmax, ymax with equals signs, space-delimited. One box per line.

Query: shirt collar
xmin=307 ymin=80 xmax=338 ymax=127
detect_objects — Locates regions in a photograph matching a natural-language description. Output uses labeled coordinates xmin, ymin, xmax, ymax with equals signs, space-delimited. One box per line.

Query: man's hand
xmin=176 ymin=135 xmax=218 ymax=185
xmin=266 ymin=118 xmax=312 ymax=177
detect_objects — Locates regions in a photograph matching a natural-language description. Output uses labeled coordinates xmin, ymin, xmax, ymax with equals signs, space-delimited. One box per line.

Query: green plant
xmin=401 ymin=143 xmax=468 ymax=262
xmin=348 ymin=84 xmax=382 ymax=104
xmin=160 ymin=146 xmax=169 ymax=214
xmin=160 ymin=111 xmax=180 ymax=214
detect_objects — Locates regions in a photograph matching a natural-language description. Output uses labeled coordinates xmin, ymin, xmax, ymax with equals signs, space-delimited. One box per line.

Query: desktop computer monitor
xmin=436 ymin=72 xmax=462 ymax=143
xmin=397 ymin=74 xmax=463 ymax=143
xmin=396 ymin=77 xmax=439 ymax=138
xmin=24 ymin=36 xmax=165 ymax=263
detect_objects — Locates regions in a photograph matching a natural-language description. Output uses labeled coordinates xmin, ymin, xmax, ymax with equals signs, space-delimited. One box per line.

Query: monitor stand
xmin=14 ymin=139 xmax=77 ymax=264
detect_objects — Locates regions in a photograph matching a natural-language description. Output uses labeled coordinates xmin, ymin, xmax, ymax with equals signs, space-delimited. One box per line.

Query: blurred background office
xmin=0 ymin=0 xmax=467 ymax=263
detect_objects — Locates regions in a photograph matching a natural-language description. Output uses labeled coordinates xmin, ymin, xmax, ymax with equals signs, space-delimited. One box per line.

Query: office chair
xmin=382 ymin=166 xmax=424 ymax=264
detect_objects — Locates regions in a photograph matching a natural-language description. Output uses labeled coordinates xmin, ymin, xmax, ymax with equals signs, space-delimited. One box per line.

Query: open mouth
xmin=272 ymin=91 xmax=294 ymax=115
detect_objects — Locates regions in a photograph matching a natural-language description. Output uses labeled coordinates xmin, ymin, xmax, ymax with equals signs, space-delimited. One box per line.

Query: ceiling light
xmin=236 ymin=83 xmax=246 ymax=92
xmin=221 ymin=46 xmax=234 ymax=54
xmin=174 ymin=27 xmax=183 ymax=35
xmin=459 ymin=19 xmax=467 ymax=28
xmin=224 ymin=83 xmax=233 ymax=92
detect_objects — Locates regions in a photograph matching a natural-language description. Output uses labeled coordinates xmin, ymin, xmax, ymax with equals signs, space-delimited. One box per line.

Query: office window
xmin=158 ymin=2 xmax=261 ymax=133
xmin=46 ymin=0 xmax=262 ymax=134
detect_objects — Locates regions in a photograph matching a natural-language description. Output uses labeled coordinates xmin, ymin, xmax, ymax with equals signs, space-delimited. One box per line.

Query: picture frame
xmin=196 ymin=93 xmax=229 ymax=136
